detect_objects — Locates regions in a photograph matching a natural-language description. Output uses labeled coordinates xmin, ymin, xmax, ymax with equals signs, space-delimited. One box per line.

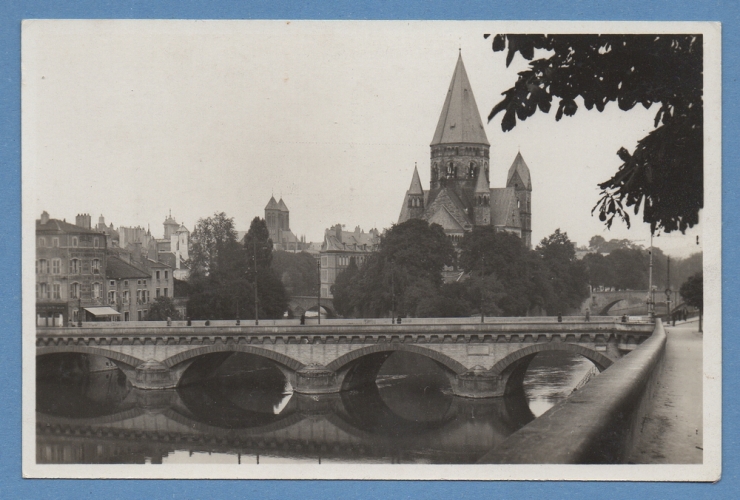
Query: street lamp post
xmin=390 ymin=260 xmax=395 ymax=324
xmin=317 ymin=259 xmax=321 ymax=325
xmin=480 ymin=254 xmax=485 ymax=324
xmin=253 ymin=239 xmax=259 ymax=326
xmin=647 ymin=232 xmax=655 ymax=318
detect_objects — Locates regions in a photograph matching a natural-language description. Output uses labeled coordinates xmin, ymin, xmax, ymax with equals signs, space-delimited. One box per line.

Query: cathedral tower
xmin=429 ymin=52 xmax=490 ymax=201
xmin=507 ymin=152 xmax=533 ymax=249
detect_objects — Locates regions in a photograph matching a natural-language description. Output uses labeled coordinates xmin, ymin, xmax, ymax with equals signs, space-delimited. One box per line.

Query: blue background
xmin=1 ymin=1 xmax=736 ymax=498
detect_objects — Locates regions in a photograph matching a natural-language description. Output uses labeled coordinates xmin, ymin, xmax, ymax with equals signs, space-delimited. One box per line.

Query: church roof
xmin=490 ymin=188 xmax=521 ymax=228
xmin=507 ymin=152 xmax=532 ymax=189
xmin=265 ymin=196 xmax=279 ymax=210
xmin=474 ymin=163 xmax=489 ymax=193
xmin=277 ymin=198 xmax=289 ymax=212
xmin=408 ymin=166 xmax=424 ymax=195
xmin=431 ymin=53 xmax=490 ymax=147
xmin=176 ymin=223 xmax=189 ymax=233
xmin=424 ymin=188 xmax=473 ymax=230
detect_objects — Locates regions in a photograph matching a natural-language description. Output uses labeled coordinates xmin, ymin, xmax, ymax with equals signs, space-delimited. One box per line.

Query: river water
xmin=36 ymin=351 xmax=597 ymax=464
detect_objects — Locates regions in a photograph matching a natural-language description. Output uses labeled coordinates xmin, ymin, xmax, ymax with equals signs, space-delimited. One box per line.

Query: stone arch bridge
xmin=580 ymin=290 xmax=650 ymax=316
xmin=287 ymin=295 xmax=335 ymax=317
xmin=37 ymin=319 xmax=655 ymax=398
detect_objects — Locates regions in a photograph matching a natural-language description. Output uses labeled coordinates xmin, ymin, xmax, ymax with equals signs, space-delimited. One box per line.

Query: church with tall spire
xmin=397 ymin=53 xmax=533 ymax=249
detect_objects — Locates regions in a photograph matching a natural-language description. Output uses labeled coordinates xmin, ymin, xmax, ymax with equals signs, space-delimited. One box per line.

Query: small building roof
xmin=36 ymin=217 xmax=103 ymax=235
xmin=106 ymin=256 xmax=150 ymax=280
xmin=490 ymin=188 xmax=521 ymax=228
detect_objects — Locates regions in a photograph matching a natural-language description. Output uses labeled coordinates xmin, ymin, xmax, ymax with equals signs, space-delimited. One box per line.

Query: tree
xmin=330 ymin=219 xmax=455 ymax=318
xmin=680 ymin=271 xmax=703 ymax=327
xmin=186 ymin=213 xmax=286 ymax=320
xmin=459 ymin=227 xmax=551 ymax=316
xmin=243 ymin=217 xmax=287 ymax=320
xmin=145 ymin=297 xmax=181 ymax=321
xmin=331 ymin=257 xmax=359 ymax=317
xmin=272 ymin=251 xmax=319 ymax=297
xmin=488 ymin=34 xmax=702 ymax=234
xmin=537 ymin=229 xmax=590 ymax=314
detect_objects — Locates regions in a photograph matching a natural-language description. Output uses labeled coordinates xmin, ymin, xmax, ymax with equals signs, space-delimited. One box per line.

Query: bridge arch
xmin=598 ymin=299 xmax=630 ymax=316
xmin=36 ymin=346 xmax=143 ymax=372
xmin=491 ymin=343 xmax=613 ymax=375
xmin=326 ymin=343 xmax=468 ymax=375
xmin=161 ymin=344 xmax=305 ymax=372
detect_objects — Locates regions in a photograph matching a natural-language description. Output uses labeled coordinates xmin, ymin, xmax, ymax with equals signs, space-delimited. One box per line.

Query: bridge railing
xmin=38 ymin=315 xmax=653 ymax=330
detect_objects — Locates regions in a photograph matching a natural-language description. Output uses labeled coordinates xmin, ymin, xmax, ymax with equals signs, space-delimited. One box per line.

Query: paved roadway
xmin=628 ymin=318 xmax=704 ymax=464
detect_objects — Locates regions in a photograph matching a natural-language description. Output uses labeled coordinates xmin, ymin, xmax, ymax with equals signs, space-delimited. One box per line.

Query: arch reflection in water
xmin=40 ymin=350 xmax=634 ymax=464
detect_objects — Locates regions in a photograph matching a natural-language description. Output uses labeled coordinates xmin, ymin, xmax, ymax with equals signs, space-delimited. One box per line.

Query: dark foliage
xmin=186 ymin=213 xmax=286 ymax=320
xmin=272 ymin=251 xmax=320 ymax=297
xmin=145 ymin=297 xmax=181 ymax=321
xmin=679 ymin=271 xmax=703 ymax=312
xmin=488 ymin=34 xmax=702 ymax=234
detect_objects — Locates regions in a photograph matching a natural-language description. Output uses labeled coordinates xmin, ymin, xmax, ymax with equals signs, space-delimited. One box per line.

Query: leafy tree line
xmin=185 ymin=213 xmax=287 ymax=320
xmin=332 ymin=219 xmax=589 ymax=318
xmin=583 ymin=236 xmax=702 ymax=292
xmin=271 ymin=251 xmax=319 ymax=297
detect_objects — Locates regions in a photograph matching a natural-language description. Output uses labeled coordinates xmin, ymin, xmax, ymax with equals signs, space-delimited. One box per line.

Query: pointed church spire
xmin=408 ymin=164 xmax=424 ymax=195
xmin=431 ymin=53 xmax=489 ymax=146
xmin=474 ymin=163 xmax=489 ymax=193
xmin=507 ymin=151 xmax=532 ymax=190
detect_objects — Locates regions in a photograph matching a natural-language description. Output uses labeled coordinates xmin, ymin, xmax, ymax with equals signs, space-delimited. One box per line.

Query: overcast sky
xmin=24 ymin=20 xmax=702 ymax=257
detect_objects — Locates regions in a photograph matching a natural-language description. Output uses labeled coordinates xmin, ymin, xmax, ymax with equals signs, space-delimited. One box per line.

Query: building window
xmin=156 ymin=288 xmax=160 ymax=298
xmin=109 ymin=280 xmax=115 ymax=287
xmin=124 ymin=280 xmax=128 ymax=287
xmin=38 ymin=237 xmax=45 ymax=247
xmin=93 ymin=237 xmax=99 ymax=248
xmin=156 ymin=270 xmax=160 ymax=280
xmin=51 ymin=259 xmax=61 ymax=275
xmin=142 ymin=280 xmax=146 ymax=286
xmin=164 ymin=288 xmax=168 ymax=298
xmin=137 ymin=280 xmax=141 ymax=285
xmin=91 ymin=259 xmax=100 ymax=273
xmin=70 ymin=259 xmax=80 ymax=274
xmin=70 ymin=282 xmax=80 ymax=299
xmin=321 ymin=256 xmax=327 ymax=267
xmin=138 ymin=310 xmax=143 ymax=321
xmin=39 ymin=282 xmax=49 ymax=299
xmin=92 ymin=282 xmax=101 ymax=299
xmin=164 ymin=270 xmax=168 ymax=280
xmin=52 ymin=283 xmax=61 ymax=300
xmin=108 ymin=290 xmax=116 ymax=305
xmin=52 ymin=237 xmax=59 ymax=247
xmin=37 ymin=259 xmax=49 ymax=274
xmin=123 ymin=290 xmax=129 ymax=304
xmin=72 ymin=237 xmax=78 ymax=247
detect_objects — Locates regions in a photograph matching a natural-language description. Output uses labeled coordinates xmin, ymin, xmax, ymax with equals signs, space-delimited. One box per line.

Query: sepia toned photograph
xmin=22 ymin=20 xmax=721 ymax=480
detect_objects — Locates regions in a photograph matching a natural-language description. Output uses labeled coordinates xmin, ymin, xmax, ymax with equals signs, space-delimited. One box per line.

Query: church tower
xmin=474 ymin=163 xmax=490 ymax=225
xmin=507 ymin=152 xmax=533 ymax=248
xmin=429 ymin=52 xmax=490 ymax=201
xmin=265 ymin=196 xmax=281 ymax=243
xmin=406 ymin=165 xmax=425 ymax=219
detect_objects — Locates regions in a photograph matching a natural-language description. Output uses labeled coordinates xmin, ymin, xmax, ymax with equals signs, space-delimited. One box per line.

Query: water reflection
xmin=36 ymin=351 xmax=594 ymax=464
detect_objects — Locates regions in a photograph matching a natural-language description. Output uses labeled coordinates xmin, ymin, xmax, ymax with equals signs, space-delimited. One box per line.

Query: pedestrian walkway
xmin=628 ymin=319 xmax=703 ymax=463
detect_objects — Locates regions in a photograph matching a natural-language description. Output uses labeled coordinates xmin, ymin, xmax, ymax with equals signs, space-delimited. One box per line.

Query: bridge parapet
xmin=37 ymin=319 xmax=655 ymax=397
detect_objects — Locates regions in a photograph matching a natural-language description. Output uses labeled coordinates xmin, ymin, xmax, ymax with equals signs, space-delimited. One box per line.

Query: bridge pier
xmin=450 ymin=367 xmax=507 ymax=398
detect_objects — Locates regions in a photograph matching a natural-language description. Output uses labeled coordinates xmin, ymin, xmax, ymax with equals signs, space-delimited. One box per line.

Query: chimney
xmin=334 ymin=224 xmax=342 ymax=243
xmin=40 ymin=211 xmax=50 ymax=224
xmin=75 ymin=213 xmax=91 ymax=229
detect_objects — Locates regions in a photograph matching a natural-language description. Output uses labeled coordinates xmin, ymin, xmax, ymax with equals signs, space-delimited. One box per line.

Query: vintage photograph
xmin=22 ymin=20 xmax=721 ymax=480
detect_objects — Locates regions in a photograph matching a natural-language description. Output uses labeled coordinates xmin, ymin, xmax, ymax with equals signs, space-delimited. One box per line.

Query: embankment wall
xmin=478 ymin=319 xmax=667 ymax=464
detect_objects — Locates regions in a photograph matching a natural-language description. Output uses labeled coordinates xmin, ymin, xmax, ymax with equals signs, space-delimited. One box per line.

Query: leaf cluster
xmin=488 ymin=34 xmax=703 ymax=233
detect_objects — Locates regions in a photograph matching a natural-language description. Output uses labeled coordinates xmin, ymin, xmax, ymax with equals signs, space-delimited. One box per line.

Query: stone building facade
xmin=320 ymin=224 xmax=380 ymax=299
xmin=35 ymin=212 xmax=112 ymax=326
xmin=398 ymin=53 xmax=533 ymax=249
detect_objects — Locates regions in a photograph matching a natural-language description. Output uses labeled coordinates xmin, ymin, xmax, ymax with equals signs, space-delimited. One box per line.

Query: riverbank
xmin=627 ymin=318 xmax=703 ymax=463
